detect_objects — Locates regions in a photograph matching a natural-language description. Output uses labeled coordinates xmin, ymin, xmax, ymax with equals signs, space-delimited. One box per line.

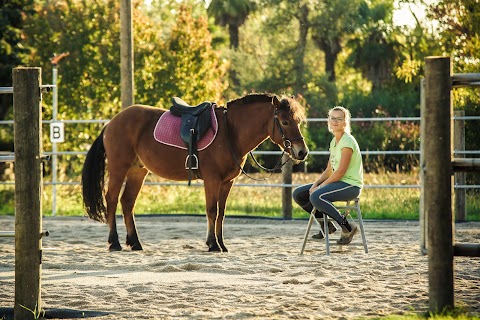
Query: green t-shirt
xmin=329 ymin=133 xmax=364 ymax=188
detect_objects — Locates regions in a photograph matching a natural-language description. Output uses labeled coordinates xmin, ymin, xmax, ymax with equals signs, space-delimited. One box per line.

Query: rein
xmin=222 ymin=106 xmax=301 ymax=181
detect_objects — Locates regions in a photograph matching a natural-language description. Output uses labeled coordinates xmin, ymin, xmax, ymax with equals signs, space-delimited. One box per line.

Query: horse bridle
xmin=223 ymin=105 xmax=304 ymax=181
xmin=272 ymin=108 xmax=305 ymax=153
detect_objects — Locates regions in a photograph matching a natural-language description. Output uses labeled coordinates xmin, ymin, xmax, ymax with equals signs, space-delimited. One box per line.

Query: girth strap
xmin=169 ymin=97 xmax=214 ymax=186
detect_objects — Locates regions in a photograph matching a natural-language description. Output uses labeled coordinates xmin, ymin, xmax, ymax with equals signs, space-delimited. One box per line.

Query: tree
xmin=135 ymin=4 xmax=228 ymax=107
xmin=0 ymin=0 xmax=34 ymax=148
xmin=427 ymin=0 xmax=480 ymax=71
xmin=346 ymin=0 xmax=402 ymax=90
xmin=257 ymin=0 xmax=312 ymax=95
xmin=310 ymin=0 xmax=360 ymax=82
xmin=0 ymin=0 xmax=35 ymax=179
xmin=19 ymin=0 xmax=227 ymax=177
xmin=427 ymin=0 xmax=480 ymax=186
xmin=207 ymin=0 xmax=257 ymax=49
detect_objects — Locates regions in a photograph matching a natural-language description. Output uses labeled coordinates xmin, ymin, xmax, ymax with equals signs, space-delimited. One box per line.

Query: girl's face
xmin=328 ymin=110 xmax=346 ymax=132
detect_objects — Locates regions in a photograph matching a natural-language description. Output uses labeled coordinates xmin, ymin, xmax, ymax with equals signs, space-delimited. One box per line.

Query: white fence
xmin=1 ymin=116 xmax=480 ymax=216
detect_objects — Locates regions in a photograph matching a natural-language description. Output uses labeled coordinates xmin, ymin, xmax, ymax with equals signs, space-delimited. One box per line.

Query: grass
xmin=373 ymin=315 xmax=480 ymax=320
xmin=371 ymin=307 xmax=480 ymax=320
xmin=0 ymin=172 xmax=479 ymax=220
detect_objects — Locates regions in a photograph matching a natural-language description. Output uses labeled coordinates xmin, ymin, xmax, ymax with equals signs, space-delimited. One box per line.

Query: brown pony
xmin=81 ymin=93 xmax=309 ymax=252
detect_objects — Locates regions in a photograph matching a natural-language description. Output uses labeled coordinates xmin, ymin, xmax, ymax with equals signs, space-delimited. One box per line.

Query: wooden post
xmin=120 ymin=0 xmax=134 ymax=109
xmin=454 ymin=110 xmax=466 ymax=222
xmin=419 ymin=78 xmax=427 ymax=254
xmin=13 ymin=67 xmax=43 ymax=319
xmin=424 ymin=57 xmax=454 ymax=313
xmin=282 ymin=154 xmax=292 ymax=219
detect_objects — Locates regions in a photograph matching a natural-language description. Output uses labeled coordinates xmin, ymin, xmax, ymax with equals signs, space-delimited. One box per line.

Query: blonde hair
xmin=327 ymin=106 xmax=351 ymax=134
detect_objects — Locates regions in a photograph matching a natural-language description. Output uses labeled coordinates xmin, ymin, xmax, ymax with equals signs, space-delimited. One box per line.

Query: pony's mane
xmin=226 ymin=93 xmax=306 ymax=123
xmin=226 ymin=93 xmax=276 ymax=107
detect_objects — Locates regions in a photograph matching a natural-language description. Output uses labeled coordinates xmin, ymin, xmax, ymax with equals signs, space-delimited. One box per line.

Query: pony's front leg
xmin=204 ymin=181 xmax=221 ymax=252
xmin=215 ymin=180 xmax=234 ymax=252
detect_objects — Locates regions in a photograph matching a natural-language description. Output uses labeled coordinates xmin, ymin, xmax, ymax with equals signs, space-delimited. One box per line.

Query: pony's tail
xmin=82 ymin=127 xmax=107 ymax=223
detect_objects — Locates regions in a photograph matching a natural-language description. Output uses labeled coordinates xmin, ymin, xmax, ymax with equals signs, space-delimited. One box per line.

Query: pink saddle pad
xmin=153 ymin=105 xmax=218 ymax=150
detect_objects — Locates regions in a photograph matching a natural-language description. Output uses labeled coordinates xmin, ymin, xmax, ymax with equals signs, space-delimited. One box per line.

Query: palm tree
xmin=310 ymin=0 xmax=360 ymax=82
xmin=346 ymin=0 xmax=401 ymax=90
xmin=207 ymin=0 xmax=256 ymax=49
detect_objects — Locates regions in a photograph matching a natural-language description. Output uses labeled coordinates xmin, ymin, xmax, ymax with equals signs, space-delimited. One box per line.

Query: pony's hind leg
xmin=105 ymin=174 xmax=125 ymax=251
xmin=121 ymin=164 xmax=148 ymax=250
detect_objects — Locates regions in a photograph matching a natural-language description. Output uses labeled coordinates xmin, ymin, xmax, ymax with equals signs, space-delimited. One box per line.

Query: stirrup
xmin=185 ymin=154 xmax=199 ymax=170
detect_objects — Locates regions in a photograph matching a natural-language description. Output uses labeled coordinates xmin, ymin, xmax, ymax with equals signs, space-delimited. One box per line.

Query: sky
xmin=393 ymin=0 xmax=436 ymax=29
xmin=145 ymin=0 xmax=433 ymax=30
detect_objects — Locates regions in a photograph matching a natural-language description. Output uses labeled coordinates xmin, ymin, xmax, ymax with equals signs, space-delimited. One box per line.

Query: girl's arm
xmin=319 ymin=147 xmax=353 ymax=187
xmin=309 ymin=161 xmax=333 ymax=194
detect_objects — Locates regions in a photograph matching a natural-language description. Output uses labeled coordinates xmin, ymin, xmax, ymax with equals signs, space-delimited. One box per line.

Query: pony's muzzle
xmin=289 ymin=143 xmax=308 ymax=161
xmin=295 ymin=147 xmax=309 ymax=161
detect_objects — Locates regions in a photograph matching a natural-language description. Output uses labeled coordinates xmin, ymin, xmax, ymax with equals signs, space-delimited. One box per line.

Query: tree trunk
xmin=294 ymin=4 xmax=309 ymax=94
xmin=229 ymin=24 xmax=240 ymax=49
xmin=312 ymin=35 xmax=341 ymax=82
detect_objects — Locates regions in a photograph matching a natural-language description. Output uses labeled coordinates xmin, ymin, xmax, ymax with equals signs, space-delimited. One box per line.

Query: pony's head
xmin=270 ymin=95 xmax=309 ymax=162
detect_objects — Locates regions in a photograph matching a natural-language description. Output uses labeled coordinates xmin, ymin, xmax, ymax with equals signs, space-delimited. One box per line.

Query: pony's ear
xmin=271 ymin=94 xmax=280 ymax=106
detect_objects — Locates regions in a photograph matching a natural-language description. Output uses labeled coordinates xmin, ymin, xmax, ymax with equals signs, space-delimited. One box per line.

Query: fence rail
xmin=1 ymin=112 xmax=479 ymax=216
xmin=1 ymin=116 xmax=479 ymax=190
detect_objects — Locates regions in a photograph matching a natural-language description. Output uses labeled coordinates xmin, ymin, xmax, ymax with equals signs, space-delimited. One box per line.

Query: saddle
xmin=169 ymin=97 xmax=213 ymax=185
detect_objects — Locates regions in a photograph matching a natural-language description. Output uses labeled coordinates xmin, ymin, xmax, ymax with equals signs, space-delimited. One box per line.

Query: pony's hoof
xmin=208 ymin=245 xmax=222 ymax=252
xmin=221 ymin=247 xmax=229 ymax=253
xmin=130 ymin=243 xmax=143 ymax=251
xmin=109 ymin=243 xmax=122 ymax=251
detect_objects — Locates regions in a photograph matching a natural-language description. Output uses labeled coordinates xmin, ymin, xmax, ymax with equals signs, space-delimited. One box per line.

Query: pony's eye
xmin=281 ymin=121 xmax=289 ymax=126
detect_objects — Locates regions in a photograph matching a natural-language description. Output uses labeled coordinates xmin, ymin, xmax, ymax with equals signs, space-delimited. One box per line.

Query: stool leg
xmin=300 ymin=211 xmax=315 ymax=255
xmin=324 ymin=213 xmax=330 ymax=255
xmin=356 ymin=203 xmax=368 ymax=253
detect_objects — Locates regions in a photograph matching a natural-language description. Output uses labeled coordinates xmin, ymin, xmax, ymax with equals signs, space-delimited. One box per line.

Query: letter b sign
xmin=50 ymin=122 xmax=65 ymax=143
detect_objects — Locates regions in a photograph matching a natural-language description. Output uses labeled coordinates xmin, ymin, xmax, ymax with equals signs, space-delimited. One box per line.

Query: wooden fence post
xmin=282 ymin=154 xmax=293 ymax=219
xmin=419 ymin=78 xmax=427 ymax=254
xmin=13 ymin=67 xmax=43 ymax=319
xmin=120 ymin=0 xmax=134 ymax=109
xmin=454 ymin=110 xmax=466 ymax=222
xmin=424 ymin=57 xmax=454 ymax=313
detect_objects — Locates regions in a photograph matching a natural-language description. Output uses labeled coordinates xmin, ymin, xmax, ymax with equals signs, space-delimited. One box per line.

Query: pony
xmin=81 ymin=93 xmax=309 ymax=252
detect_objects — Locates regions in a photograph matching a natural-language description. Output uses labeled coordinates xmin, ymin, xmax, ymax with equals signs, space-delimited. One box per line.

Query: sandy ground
xmin=0 ymin=215 xmax=479 ymax=319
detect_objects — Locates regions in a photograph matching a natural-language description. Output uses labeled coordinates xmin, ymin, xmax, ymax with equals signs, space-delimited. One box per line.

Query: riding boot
xmin=339 ymin=216 xmax=352 ymax=232
xmin=312 ymin=220 xmax=337 ymax=239
xmin=337 ymin=217 xmax=357 ymax=245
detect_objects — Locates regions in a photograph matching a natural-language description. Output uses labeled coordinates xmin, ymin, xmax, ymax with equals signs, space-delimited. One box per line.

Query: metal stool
xmin=300 ymin=198 xmax=368 ymax=255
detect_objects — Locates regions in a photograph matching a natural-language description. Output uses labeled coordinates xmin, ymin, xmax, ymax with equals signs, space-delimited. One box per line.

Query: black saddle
xmin=169 ymin=97 xmax=214 ymax=185
xmin=171 ymin=97 xmax=212 ymax=117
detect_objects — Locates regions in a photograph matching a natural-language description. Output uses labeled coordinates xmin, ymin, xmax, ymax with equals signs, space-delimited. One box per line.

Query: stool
xmin=300 ymin=198 xmax=368 ymax=255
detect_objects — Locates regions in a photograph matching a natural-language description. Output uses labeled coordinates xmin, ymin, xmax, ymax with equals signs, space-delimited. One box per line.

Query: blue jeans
xmin=292 ymin=181 xmax=361 ymax=223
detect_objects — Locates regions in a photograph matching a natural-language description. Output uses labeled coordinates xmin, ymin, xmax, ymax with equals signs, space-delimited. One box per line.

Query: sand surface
xmin=0 ymin=215 xmax=479 ymax=319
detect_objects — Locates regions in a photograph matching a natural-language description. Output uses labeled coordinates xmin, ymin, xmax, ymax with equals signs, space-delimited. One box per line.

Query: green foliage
xmin=135 ymin=4 xmax=228 ymax=108
xmin=373 ymin=308 xmax=480 ymax=320
xmin=0 ymin=0 xmax=34 ymax=87
xmin=0 ymin=186 xmax=14 ymax=213
xmin=0 ymin=0 xmax=35 ymax=153
xmin=346 ymin=0 xmax=403 ymax=90
xmin=0 ymin=0 xmax=477 ymax=182
xmin=24 ymin=0 xmax=122 ymax=119
xmin=2 ymin=173 xmax=480 ymax=220
xmin=208 ymin=0 xmax=256 ymax=27
xmin=18 ymin=0 xmax=228 ymax=180
xmin=427 ymin=0 xmax=480 ymax=69
xmin=427 ymin=0 xmax=480 ymax=186
xmin=19 ymin=303 xmax=44 ymax=320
